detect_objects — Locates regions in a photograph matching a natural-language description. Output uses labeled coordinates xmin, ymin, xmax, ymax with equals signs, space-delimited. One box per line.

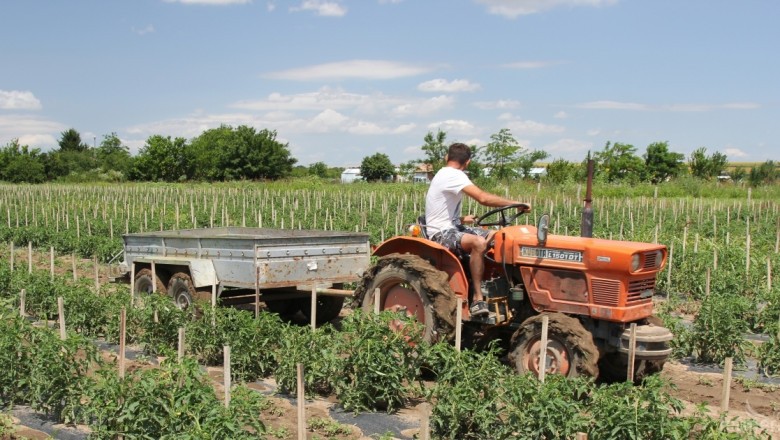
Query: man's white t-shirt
xmin=424 ymin=166 xmax=472 ymax=237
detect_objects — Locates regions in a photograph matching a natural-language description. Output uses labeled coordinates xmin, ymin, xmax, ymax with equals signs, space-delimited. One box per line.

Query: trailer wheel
xmin=509 ymin=313 xmax=599 ymax=378
xmin=168 ymin=272 xmax=196 ymax=310
xmin=297 ymin=293 xmax=345 ymax=325
xmin=134 ymin=268 xmax=167 ymax=297
xmin=354 ymin=254 xmax=457 ymax=343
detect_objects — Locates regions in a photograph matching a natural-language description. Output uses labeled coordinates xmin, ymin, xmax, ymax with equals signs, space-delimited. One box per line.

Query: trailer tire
xmin=168 ymin=272 xmax=196 ymax=310
xmin=296 ymin=294 xmax=345 ymax=325
xmin=134 ymin=268 xmax=167 ymax=297
xmin=354 ymin=253 xmax=457 ymax=343
xmin=509 ymin=313 xmax=599 ymax=379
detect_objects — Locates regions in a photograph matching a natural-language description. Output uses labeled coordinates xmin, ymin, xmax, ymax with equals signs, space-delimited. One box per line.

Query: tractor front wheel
xmin=168 ymin=272 xmax=196 ymax=310
xmin=509 ymin=313 xmax=599 ymax=378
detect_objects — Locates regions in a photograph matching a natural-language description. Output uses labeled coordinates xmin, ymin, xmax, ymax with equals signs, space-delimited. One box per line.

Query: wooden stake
xmin=576 ymin=433 xmax=588 ymax=440
xmin=94 ymin=255 xmax=100 ymax=292
xmin=224 ymin=346 xmax=231 ymax=408
xmin=27 ymin=242 xmax=32 ymax=274
xmin=455 ymin=298 xmax=463 ymax=352
xmin=72 ymin=253 xmax=77 ymax=282
xmin=151 ymin=261 xmax=157 ymax=293
xmin=768 ymin=258 xmax=772 ymax=292
xmin=58 ymin=297 xmax=66 ymax=340
xmin=9 ymin=242 xmax=13 ymax=271
xmin=119 ymin=307 xmax=126 ymax=379
xmin=627 ymin=323 xmax=637 ymax=382
xmin=19 ymin=289 xmax=26 ymax=317
xmin=373 ymin=287 xmax=381 ymax=314
xmin=297 ymin=363 xmax=306 ymax=440
xmin=178 ymin=327 xmax=185 ymax=362
xmin=538 ymin=315 xmax=549 ymax=383
xmin=49 ymin=246 xmax=55 ymax=279
xmin=212 ymin=272 xmax=217 ymax=327
xmin=419 ymin=403 xmax=431 ymax=440
xmin=129 ymin=264 xmax=136 ymax=307
xmin=254 ymin=264 xmax=260 ymax=319
xmin=705 ymin=268 xmax=711 ymax=296
xmin=721 ymin=357 xmax=733 ymax=412
xmin=310 ymin=286 xmax=317 ymax=330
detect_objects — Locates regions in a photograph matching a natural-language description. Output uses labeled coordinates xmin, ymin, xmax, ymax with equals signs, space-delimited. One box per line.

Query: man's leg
xmin=460 ymin=233 xmax=488 ymax=302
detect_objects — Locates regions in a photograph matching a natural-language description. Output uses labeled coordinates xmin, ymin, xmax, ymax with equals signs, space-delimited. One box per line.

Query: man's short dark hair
xmin=448 ymin=143 xmax=471 ymax=165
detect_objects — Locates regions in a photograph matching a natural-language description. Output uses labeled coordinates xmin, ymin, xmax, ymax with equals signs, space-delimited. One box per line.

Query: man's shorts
xmin=430 ymin=225 xmax=490 ymax=257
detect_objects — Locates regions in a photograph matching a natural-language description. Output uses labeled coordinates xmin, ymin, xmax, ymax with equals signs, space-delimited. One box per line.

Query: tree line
xmin=1 ymin=125 xmax=777 ymax=186
xmin=0 ymin=125 xmax=296 ymax=183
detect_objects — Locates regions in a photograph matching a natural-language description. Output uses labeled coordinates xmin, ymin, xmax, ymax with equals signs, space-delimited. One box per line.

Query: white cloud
xmin=724 ymin=148 xmax=747 ymax=158
xmin=417 ymin=79 xmax=480 ymax=93
xmin=0 ymin=90 xmax=42 ymax=110
xmin=475 ymin=0 xmax=617 ymax=18
xmin=290 ymin=0 xmax=347 ymax=16
xmin=132 ymin=24 xmax=155 ymax=35
xmin=505 ymin=118 xmax=565 ymax=136
xmin=586 ymin=129 xmax=601 ymax=136
xmin=0 ymin=115 xmax=66 ymax=150
xmin=266 ymin=1 xmax=276 ymax=11
xmin=554 ymin=111 xmax=568 ymax=119
xmin=427 ymin=119 xmax=477 ymax=136
xmin=474 ymin=100 xmax=521 ymax=110
xmin=392 ymin=95 xmax=455 ymax=117
xmin=264 ymin=60 xmax=435 ymax=81
xmin=544 ymin=138 xmax=594 ymax=155
xmin=164 ymin=0 xmax=251 ymax=4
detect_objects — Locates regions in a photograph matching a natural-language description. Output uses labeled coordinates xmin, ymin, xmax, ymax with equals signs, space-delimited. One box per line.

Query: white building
xmin=340 ymin=168 xmax=362 ymax=183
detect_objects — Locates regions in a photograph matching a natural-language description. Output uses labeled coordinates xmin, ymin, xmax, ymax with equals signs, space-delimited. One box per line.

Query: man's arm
xmin=462 ymin=184 xmax=525 ymax=208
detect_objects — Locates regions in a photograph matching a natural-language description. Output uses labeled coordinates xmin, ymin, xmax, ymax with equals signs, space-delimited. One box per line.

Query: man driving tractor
xmin=424 ymin=142 xmax=531 ymax=317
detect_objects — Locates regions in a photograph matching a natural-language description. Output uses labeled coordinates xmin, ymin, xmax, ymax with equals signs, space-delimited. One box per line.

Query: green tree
xmin=544 ymin=158 xmax=579 ymax=184
xmin=643 ymin=141 xmax=685 ymax=183
xmin=421 ymin=130 xmax=448 ymax=173
xmin=360 ymin=153 xmax=394 ymax=182
xmin=594 ymin=141 xmax=645 ymax=183
xmin=0 ymin=139 xmax=46 ymax=183
xmin=96 ymin=133 xmax=132 ymax=177
xmin=308 ymin=161 xmax=329 ymax=178
xmin=58 ymin=128 xmax=88 ymax=152
xmin=483 ymin=128 xmax=548 ymax=180
xmin=688 ymin=147 xmax=728 ymax=180
xmin=189 ymin=125 xmax=296 ymax=181
xmin=748 ymin=160 xmax=778 ymax=187
xmin=131 ymin=135 xmax=190 ymax=182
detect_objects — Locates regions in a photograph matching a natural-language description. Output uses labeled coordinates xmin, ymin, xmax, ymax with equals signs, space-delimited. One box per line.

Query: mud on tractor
xmin=354 ymin=176 xmax=672 ymax=382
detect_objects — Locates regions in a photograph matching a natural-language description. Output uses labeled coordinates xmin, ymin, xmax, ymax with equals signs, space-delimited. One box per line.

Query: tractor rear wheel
xmin=509 ymin=313 xmax=599 ymax=378
xmin=354 ymin=253 xmax=457 ymax=343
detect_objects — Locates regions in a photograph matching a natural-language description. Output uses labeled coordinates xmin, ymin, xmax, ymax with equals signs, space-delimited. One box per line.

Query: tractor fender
xmin=373 ymin=236 xmax=469 ymax=301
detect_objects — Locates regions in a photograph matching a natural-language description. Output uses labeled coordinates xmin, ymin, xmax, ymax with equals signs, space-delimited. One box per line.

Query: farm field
xmin=1 ymin=180 xmax=779 ymax=439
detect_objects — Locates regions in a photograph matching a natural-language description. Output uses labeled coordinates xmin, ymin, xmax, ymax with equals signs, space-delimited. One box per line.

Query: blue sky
xmin=1 ymin=0 xmax=777 ymax=167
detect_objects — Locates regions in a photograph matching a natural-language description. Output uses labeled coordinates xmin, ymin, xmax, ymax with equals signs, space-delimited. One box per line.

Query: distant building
xmin=528 ymin=167 xmax=547 ymax=179
xmin=412 ymin=163 xmax=433 ymax=183
xmin=340 ymin=168 xmax=362 ymax=183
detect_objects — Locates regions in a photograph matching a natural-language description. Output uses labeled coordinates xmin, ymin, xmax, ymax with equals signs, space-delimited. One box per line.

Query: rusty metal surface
xmin=122 ymin=227 xmax=371 ymax=289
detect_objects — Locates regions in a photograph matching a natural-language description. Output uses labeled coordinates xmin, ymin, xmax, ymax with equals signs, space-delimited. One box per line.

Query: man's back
xmin=424 ymin=166 xmax=472 ymax=236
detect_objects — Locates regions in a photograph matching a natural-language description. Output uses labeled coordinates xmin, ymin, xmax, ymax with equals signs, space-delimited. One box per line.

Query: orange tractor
xmin=354 ymin=182 xmax=672 ymax=381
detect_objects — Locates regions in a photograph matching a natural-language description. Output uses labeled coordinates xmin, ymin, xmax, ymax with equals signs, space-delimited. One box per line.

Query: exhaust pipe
xmin=581 ymin=156 xmax=594 ymax=238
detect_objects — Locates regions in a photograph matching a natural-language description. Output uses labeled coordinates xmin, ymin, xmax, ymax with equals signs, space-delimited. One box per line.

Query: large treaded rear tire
xmin=353 ymin=253 xmax=457 ymax=343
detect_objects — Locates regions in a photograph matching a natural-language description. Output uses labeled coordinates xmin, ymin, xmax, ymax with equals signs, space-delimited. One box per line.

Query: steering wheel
xmin=474 ymin=203 xmax=531 ymax=227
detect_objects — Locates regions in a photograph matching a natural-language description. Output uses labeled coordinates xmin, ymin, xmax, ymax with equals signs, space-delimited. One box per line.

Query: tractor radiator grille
xmin=590 ymin=278 xmax=620 ymax=307
xmin=643 ymin=252 xmax=659 ymax=269
xmin=627 ymin=278 xmax=655 ymax=304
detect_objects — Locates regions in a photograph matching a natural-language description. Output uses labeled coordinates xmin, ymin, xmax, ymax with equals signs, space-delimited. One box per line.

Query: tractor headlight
xmin=631 ymin=253 xmax=641 ymax=272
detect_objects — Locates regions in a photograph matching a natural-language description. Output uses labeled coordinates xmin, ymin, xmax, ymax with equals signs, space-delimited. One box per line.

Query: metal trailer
xmin=117 ymin=227 xmax=371 ymax=321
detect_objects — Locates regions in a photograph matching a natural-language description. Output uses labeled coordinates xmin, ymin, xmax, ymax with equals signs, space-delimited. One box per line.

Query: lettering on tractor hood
xmin=520 ymin=246 xmax=583 ymax=263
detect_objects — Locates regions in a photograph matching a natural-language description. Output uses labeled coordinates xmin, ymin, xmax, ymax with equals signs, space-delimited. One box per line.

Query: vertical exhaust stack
xmin=581 ymin=156 xmax=594 ymax=238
